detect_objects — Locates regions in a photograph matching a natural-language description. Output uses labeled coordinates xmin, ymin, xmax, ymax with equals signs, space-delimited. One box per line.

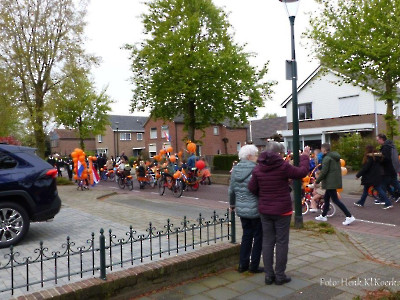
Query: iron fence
xmin=0 ymin=210 xmax=236 ymax=296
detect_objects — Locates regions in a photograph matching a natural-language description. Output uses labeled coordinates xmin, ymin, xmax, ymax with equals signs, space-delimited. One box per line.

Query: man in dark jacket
xmin=229 ymin=145 xmax=262 ymax=274
xmin=376 ymin=133 xmax=400 ymax=203
xmin=248 ymin=142 xmax=310 ymax=286
xmin=315 ymin=144 xmax=355 ymax=225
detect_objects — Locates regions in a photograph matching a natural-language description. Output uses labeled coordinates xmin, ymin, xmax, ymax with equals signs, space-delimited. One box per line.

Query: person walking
xmin=354 ymin=145 xmax=393 ymax=209
xmin=314 ymin=144 xmax=355 ymax=225
xmin=229 ymin=145 xmax=262 ymax=274
xmin=248 ymin=142 xmax=310 ymax=285
xmin=376 ymin=133 xmax=400 ymax=203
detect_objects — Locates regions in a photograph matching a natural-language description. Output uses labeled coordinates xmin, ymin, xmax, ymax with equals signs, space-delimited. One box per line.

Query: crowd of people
xmin=228 ymin=133 xmax=400 ymax=286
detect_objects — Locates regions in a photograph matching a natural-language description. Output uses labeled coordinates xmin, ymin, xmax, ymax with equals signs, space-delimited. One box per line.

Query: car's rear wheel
xmin=0 ymin=202 xmax=30 ymax=248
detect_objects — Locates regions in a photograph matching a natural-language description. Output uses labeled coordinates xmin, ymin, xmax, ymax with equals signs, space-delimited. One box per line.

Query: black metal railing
xmin=0 ymin=210 xmax=236 ymax=296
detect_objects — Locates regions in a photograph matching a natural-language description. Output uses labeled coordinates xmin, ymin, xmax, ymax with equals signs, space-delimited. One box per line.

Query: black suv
xmin=0 ymin=144 xmax=61 ymax=248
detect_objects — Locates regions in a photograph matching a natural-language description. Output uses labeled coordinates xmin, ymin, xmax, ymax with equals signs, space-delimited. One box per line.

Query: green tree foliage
xmin=262 ymin=113 xmax=278 ymax=119
xmin=305 ymin=0 xmax=400 ymax=139
xmin=126 ymin=0 xmax=276 ymax=142
xmin=54 ymin=63 xmax=113 ymax=151
xmin=0 ymin=0 xmax=95 ymax=157
xmin=332 ymin=134 xmax=377 ymax=170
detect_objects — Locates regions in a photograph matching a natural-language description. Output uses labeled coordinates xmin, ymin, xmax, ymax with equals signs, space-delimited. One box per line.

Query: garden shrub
xmin=213 ymin=154 xmax=238 ymax=171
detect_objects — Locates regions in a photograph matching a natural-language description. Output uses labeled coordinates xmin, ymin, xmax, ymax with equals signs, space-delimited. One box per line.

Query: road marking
xmin=182 ymin=196 xmax=199 ymax=200
xmin=109 ymin=187 xmax=119 ymax=189
xmin=151 ymin=192 xmax=159 ymax=195
xmin=218 ymin=201 xmax=229 ymax=204
xmin=356 ymin=219 xmax=396 ymax=227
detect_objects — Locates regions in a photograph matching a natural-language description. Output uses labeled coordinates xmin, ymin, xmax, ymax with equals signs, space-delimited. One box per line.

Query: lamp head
xmin=279 ymin=0 xmax=300 ymax=17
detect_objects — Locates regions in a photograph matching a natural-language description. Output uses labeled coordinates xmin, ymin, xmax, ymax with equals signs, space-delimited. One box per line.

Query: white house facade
xmin=279 ymin=67 xmax=394 ymax=151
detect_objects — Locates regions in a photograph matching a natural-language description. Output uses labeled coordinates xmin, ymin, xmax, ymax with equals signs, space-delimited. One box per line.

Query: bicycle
xmin=117 ymin=170 xmax=134 ymax=190
xmin=100 ymin=167 xmax=116 ymax=181
xmin=137 ymin=168 xmax=156 ymax=189
xmin=302 ymin=185 xmax=336 ymax=217
xmin=181 ymin=168 xmax=200 ymax=191
xmin=158 ymin=171 xmax=183 ymax=198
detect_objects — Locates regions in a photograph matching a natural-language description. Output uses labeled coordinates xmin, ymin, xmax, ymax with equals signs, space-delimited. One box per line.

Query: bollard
xmin=99 ymin=228 xmax=106 ymax=280
xmin=230 ymin=209 xmax=236 ymax=244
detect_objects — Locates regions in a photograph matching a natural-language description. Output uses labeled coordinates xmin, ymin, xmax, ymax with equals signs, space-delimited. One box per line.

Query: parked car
xmin=0 ymin=144 xmax=62 ymax=248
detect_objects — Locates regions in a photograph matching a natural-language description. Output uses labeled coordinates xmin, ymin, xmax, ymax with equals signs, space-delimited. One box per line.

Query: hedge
xmin=213 ymin=154 xmax=239 ymax=171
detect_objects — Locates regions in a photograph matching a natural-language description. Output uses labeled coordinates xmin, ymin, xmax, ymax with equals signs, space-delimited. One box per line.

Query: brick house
xmin=143 ymin=116 xmax=249 ymax=158
xmin=279 ymin=66 xmax=395 ymax=151
xmin=95 ymin=115 xmax=148 ymax=159
xmin=250 ymin=117 xmax=287 ymax=150
xmin=49 ymin=129 xmax=96 ymax=155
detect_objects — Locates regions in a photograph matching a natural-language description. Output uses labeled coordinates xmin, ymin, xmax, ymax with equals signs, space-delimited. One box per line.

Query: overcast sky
xmin=84 ymin=0 xmax=320 ymax=118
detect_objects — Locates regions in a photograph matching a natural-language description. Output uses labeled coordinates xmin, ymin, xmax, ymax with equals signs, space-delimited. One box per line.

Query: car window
xmin=0 ymin=151 xmax=18 ymax=169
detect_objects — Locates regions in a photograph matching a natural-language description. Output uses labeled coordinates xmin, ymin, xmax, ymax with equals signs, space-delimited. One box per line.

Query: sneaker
xmin=309 ymin=208 xmax=318 ymax=213
xmin=315 ymin=215 xmax=327 ymax=222
xmin=342 ymin=216 xmax=355 ymax=225
xmin=374 ymin=200 xmax=385 ymax=205
xmin=383 ymin=205 xmax=393 ymax=210
xmin=354 ymin=202 xmax=363 ymax=207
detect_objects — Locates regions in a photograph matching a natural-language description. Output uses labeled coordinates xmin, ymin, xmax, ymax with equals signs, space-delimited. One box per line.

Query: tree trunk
xmin=187 ymin=100 xmax=196 ymax=142
xmin=33 ymin=99 xmax=46 ymax=158
xmin=384 ymin=81 xmax=398 ymax=140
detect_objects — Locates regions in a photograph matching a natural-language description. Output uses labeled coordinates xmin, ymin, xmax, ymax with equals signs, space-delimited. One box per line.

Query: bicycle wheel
xmin=321 ymin=203 xmax=336 ymax=217
xmin=302 ymin=199 xmax=309 ymax=215
xmin=149 ymin=177 xmax=156 ymax=188
xmin=127 ymin=178 xmax=134 ymax=191
xmin=172 ymin=180 xmax=183 ymax=198
xmin=158 ymin=178 xmax=165 ymax=195
xmin=190 ymin=181 xmax=199 ymax=191
xmin=109 ymin=172 xmax=115 ymax=181
xmin=118 ymin=177 xmax=125 ymax=189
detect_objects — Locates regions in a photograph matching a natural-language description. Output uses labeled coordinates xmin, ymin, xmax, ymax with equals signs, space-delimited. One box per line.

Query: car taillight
xmin=46 ymin=169 xmax=58 ymax=179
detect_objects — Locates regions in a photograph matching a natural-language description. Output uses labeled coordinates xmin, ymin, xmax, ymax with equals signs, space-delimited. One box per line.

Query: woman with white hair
xmin=249 ymin=142 xmax=310 ymax=285
xmin=229 ymin=144 xmax=263 ymax=273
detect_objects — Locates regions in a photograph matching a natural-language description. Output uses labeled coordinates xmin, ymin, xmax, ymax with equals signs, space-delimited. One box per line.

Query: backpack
xmin=391 ymin=145 xmax=400 ymax=173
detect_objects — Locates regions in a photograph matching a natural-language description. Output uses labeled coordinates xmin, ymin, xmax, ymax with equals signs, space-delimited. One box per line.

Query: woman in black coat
xmin=354 ymin=145 xmax=393 ymax=208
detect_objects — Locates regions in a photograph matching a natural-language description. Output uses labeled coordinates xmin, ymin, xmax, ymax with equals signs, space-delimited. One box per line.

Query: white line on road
xmin=182 ymin=196 xmax=199 ymax=200
xmin=218 ymin=201 xmax=229 ymax=204
xmin=356 ymin=219 xmax=396 ymax=227
xmin=151 ymin=192 xmax=159 ymax=195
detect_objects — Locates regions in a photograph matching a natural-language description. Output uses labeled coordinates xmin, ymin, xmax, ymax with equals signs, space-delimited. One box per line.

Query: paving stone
xmin=175 ymin=282 xmax=210 ymax=296
xmin=185 ymin=295 xmax=213 ymax=300
xmin=281 ymin=283 xmax=342 ymax=300
xmin=203 ymin=286 xmax=240 ymax=300
xmin=197 ymin=277 xmax=230 ymax=289
xmin=226 ymin=279 xmax=260 ymax=293
xmin=257 ymin=283 xmax=295 ymax=298
xmin=235 ymin=290 xmax=277 ymax=300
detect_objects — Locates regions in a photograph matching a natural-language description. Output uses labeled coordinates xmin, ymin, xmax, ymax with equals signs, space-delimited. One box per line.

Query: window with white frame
xmin=161 ymin=125 xmax=169 ymax=140
xmin=120 ymin=133 xmax=131 ymax=141
xmin=97 ymin=135 xmax=103 ymax=143
xmin=298 ymin=103 xmax=312 ymax=121
xmin=137 ymin=133 xmax=143 ymax=141
xmin=150 ymin=127 xmax=157 ymax=139
xmin=339 ymin=95 xmax=359 ymax=117
xmin=213 ymin=126 xmax=219 ymax=135
xmin=148 ymin=144 xmax=156 ymax=158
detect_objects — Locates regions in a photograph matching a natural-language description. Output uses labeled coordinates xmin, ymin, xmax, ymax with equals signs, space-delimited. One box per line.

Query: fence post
xmin=99 ymin=228 xmax=106 ymax=280
xmin=230 ymin=209 xmax=236 ymax=243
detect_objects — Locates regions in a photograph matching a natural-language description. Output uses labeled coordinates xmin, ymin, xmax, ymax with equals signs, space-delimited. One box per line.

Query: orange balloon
xmin=169 ymin=155 xmax=176 ymax=163
xmin=71 ymin=151 xmax=77 ymax=158
xmin=73 ymin=157 xmax=78 ymax=163
xmin=341 ymin=167 xmax=348 ymax=176
xmin=173 ymin=171 xmax=181 ymax=179
xmin=337 ymin=188 xmax=343 ymax=193
xmin=340 ymin=159 xmax=346 ymax=167
xmin=79 ymin=155 xmax=85 ymax=162
xmin=74 ymin=174 xmax=78 ymax=180
xmin=166 ymin=147 xmax=173 ymax=153
xmin=82 ymin=173 xmax=88 ymax=179
xmin=178 ymin=151 xmax=183 ymax=158
xmin=160 ymin=149 xmax=166 ymax=155
xmin=187 ymin=143 xmax=196 ymax=153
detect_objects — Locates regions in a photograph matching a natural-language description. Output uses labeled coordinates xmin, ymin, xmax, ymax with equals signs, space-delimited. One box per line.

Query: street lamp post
xmin=280 ymin=0 xmax=303 ymax=228
xmin=115 ymin=122 xmax=119 ymax=160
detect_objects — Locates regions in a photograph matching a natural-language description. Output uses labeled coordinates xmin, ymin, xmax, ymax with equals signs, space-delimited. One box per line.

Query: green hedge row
xmin=213 ymin=154 xmax=239 ymax=171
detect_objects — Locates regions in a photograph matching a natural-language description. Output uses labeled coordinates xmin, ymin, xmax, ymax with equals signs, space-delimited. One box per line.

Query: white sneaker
xmin=342 ymin=216 xmax=355 ymax=226
xmin=315 ymin=215 xmax=327 ymax=222
xmin=309 ymin=208 xmax=318 ymax=213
